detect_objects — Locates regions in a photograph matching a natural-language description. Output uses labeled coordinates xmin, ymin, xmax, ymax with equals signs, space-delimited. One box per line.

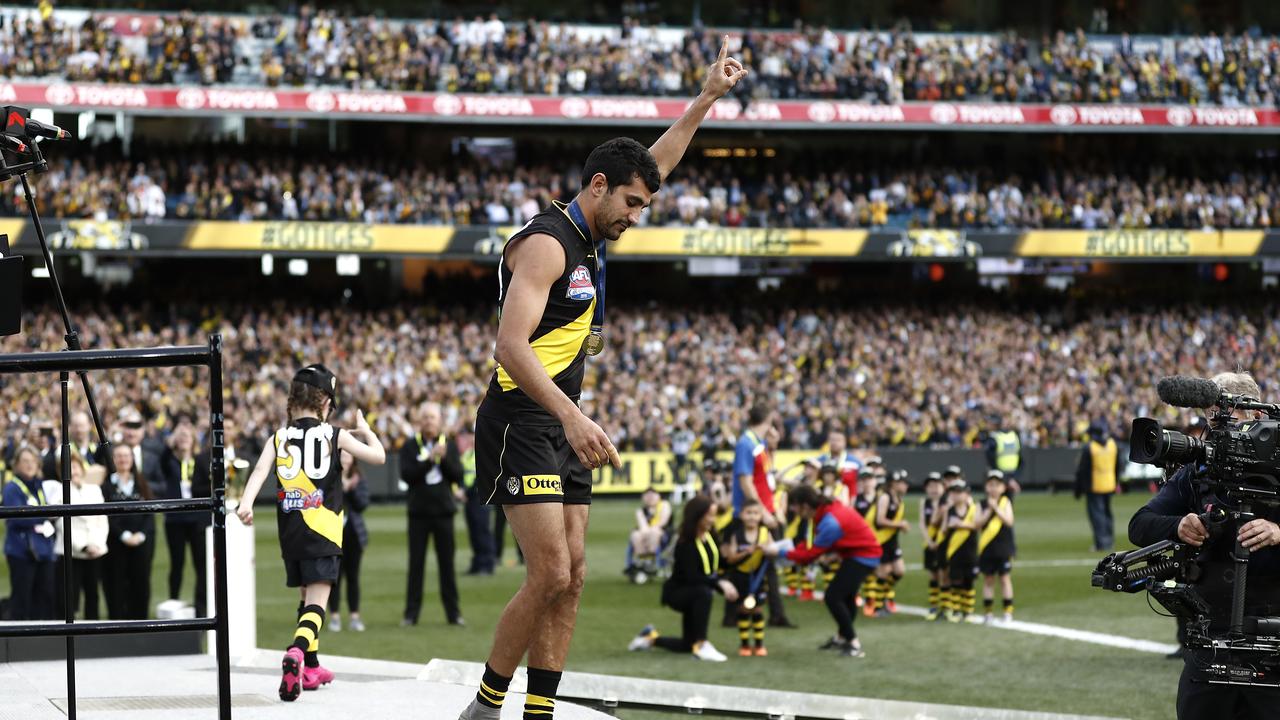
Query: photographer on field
xmin=1128 ymin=371 xmax=1280 ymax=719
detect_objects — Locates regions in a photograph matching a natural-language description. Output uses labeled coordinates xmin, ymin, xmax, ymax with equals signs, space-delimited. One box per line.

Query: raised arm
xmin=338 ymin=410 xmax=386 ymax=466
xmin=648 ymin=36 xmax=748 ymax=183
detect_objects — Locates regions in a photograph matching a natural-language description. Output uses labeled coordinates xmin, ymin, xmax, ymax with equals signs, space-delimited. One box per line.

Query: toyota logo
xmin=929 ymin=103 xmax=958 ymax=125
xmin=433 ymin=94 xmax=463 ymax=116
xmin=1166 ymin=106 xmax=1193 ymax=127
xmin=44 ymin=84 xmax=76 ymax=107
xmin=1049 ymin=105 xmax=1077 ymax=126
xmin=560 ymin=97 xmax=589 ymax=119
xmin=305 ymin=91 xmax=335 ymax=113
xmin=807 ymin=101 xmax=836 ymax=123
xmin=176 ymin=88 xmax=206 ymax=110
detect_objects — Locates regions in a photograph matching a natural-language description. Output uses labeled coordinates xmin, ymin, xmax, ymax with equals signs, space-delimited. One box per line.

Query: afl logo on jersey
xmin=566 ymin=265 xmax=595 ymax=301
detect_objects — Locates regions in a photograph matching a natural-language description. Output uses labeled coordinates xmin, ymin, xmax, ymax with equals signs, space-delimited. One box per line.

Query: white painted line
xmin=895 ymin=605 xmax=1178 ymax=655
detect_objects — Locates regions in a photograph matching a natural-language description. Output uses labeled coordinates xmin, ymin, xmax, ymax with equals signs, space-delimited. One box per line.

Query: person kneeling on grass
xmin=765 ymin=484 xmax=881 ymax=658
xmin=236 ymin=364 xmax=387 ymax=702
xmin=628 ymin=495 xmax=738 ymax=662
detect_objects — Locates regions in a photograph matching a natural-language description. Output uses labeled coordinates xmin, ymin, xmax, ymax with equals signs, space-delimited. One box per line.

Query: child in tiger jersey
xmin=852 ymin=466 xmax=882 ymax=616
xmin=942 ymin=479 xmax=980 ymax=623
xmin=920 ymin=472 xmax=947 ymax=620
xmin=721 ymin=499 xmax=771 ymax=656
xmin=870 ymin=470 xmax=911 ymax=616
xmin=236 ymin=365 xmax=387 ymax=702
xmin=977 ymin=470 xmax=1016 ymax=623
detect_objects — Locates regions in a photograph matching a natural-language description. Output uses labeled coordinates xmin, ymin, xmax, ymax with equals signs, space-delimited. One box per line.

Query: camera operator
xmin=1128 ymin=372 xmax=1280 ymax=719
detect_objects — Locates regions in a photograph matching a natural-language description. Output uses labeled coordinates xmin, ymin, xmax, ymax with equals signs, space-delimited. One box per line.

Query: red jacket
xmin=787 ymin=501 xmax=881 ymax=565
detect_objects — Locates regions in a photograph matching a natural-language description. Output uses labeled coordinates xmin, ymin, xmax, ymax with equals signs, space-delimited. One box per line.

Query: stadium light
xmin=336 ymin=254 xmax=360 ymax=276
xmin=260 ymin=254 xmax=274 ymax=276
xmin=287 ymin=259 xmax=308 ymax=276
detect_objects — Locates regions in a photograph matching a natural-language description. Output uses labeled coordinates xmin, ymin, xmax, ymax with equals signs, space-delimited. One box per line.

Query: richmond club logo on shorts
xmin=507 ymin=476 xmax=521 ymax=496
xmin=566 ymin=265 xmax=595 ymax=301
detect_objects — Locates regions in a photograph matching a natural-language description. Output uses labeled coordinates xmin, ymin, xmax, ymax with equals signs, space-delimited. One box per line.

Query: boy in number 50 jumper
xmin=236 ymin=365 xmax=387 ymax=701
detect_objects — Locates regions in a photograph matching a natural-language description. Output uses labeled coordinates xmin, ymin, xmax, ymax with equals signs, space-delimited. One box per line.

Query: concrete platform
xmin=0 ymin=652 xmax=612 ymax=719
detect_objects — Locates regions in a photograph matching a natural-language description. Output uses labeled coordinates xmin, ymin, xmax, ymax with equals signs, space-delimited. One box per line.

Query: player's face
xmin=925 ymin=483 xmax=943 ymax=499
xmin=594 ymin=176 xmax=651 ymax=241
xmin=741 ymin=504 xmax=763 ymax=527
xmin=986 ymin=479 xmax=1004 ymax=498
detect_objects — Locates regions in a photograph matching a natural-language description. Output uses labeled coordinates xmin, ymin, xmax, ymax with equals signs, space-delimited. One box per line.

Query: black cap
xmin=986 ymin=469 xmax=1006 ymax=481
xmin=947 ymin=479 xmax=969 ymax=492
xmin=891 ymin=469 xmax=910 ymax=484
xmin=293 ymin=363 xmax=339 ymax=408
xmin=943 ymin=465 xmax=963 ymax=477
xmin=924 ymin=471 xmax=943 ymax=485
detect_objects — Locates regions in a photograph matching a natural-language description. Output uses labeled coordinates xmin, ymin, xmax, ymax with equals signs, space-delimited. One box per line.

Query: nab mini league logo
xmin=278 ymin=488 xmax=325 ymax=512
xmin=566 ymin=265 xmax=595 ymax=301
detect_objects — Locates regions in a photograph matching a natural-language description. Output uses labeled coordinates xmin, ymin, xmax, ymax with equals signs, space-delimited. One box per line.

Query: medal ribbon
xmin=565 ymin=199 xmax=604 ymax=337
xmin=747 ymin=526 xmax=769 ymax=598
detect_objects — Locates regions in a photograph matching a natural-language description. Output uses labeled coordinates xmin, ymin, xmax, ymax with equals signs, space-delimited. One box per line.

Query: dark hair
xmin=677 ymin=494 xmax=715 ymax=545
xmin=789 ymin=484 xmax=829 ymax=510
xmin=287 ymin=381 xmax=330 ymax=423
xmin=748 ymin=403 xmax=772 ymax=426
xmin=581 ymin=137 xmax=660 ymax=193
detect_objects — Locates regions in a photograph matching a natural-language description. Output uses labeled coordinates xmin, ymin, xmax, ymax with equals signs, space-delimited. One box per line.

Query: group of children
xmin=773 ymin=458 xmax=1017 ymax=626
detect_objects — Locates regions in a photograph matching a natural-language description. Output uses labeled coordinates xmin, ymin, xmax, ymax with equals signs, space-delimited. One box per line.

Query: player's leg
xmin=524 ymin=503 xmax=590 ymax=718
xmin=1001 ymin=566 xmax=1014 ymax=621
xmin=982 ymin=572 xmax=996 ymax=622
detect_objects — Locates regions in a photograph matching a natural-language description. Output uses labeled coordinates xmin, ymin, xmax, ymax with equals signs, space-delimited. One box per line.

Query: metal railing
xmin=0 ymin=335 xmax=230 ymax=720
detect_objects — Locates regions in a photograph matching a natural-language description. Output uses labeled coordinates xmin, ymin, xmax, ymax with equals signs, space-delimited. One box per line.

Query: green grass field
xmin=3 ymin=492 xmax=1178 ymax=719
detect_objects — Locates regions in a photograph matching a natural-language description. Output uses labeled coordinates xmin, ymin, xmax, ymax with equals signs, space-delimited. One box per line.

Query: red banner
xmin=7 ymin=81 xmax=1280 ymax=131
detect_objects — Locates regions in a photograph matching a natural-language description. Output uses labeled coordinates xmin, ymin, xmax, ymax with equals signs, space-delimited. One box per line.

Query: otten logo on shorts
xmin=523 ymin=475 xmax=564 ymax=496
xmin=278 ymin=488 xmax=325 ymax=512
xmin=566 ymin=265 xmax=595 ymax=301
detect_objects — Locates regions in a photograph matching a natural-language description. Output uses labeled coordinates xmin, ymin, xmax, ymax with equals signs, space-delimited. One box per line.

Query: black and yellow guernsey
xmin=478 ymin=200 xmax=598 ymax=425
xmin=274 ymin=417 xmax=345 ymax=560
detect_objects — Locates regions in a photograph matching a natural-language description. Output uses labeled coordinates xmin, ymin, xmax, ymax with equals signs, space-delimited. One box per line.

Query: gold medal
xmin=583 ymin=331 xmax=605 ymax=356
xmin=743 ymin=595 xmax=757 ymax=611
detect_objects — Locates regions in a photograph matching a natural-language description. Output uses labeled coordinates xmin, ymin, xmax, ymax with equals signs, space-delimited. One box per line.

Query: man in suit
xmin=401 ymin=403 xmax=464 ymax=626
xmin=43 ymin=412 xmax=105 ymax=479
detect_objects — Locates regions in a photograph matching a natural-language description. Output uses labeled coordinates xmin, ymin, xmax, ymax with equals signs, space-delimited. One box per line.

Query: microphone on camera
xmin=1156 ymin=376 xmax=1222 ymax=409
xmin=3 ymin=106 xmax=72 ymax=142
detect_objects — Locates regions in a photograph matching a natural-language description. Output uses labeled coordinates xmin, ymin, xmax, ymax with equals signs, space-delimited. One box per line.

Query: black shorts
xmin=923 ymin=546 xmax=943 ymax=572
xmin=475 ymin=415 xmax=592 ymax=506
xmin=979 ymin=552 xmax=1013 ymax=576
xmin=880 ymin=537 xmax=902 ymax=564
xmin=284 ymin=555 xmax=341 ymax=588
xmin=948 ymin=554 xmax=978 ymax=584
xmin=728 ymin=569 xmax=768 ymax=606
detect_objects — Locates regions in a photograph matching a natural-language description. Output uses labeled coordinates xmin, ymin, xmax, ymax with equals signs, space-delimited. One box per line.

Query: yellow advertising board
xmin=494 ymin=226 xmax=867 ymax=258
xmin=186 ymin=221 xmax=452 ymax=254
xmin=1015 ymin=230 xmax=1263 ymax=258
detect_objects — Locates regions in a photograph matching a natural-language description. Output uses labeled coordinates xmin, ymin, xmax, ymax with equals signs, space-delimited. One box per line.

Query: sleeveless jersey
xmin=874 ymin=493 xmax=905 ymax=545
xmin=273 ymin=417 xmax=345 ymax=560
xmin=732 ymin=524 xmax=770 ymax=573
xmin=854 ymin=492 xmax=878 ymax=525
xmin=979 ymin=495 xmax=1016 ymax=556
xmin=923 ymin=497 xmax=943 ymax=543
xmin=478 ymin=200 xmax=598 ymax=424
xmin=945 ymin=500 xmax=978 ymax=561
xmin=643 ymin=500 xmax=671 ymax=529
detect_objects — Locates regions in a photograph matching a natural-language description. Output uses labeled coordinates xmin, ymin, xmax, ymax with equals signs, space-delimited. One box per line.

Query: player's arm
xmin=994 ymin=497 xmax=1014 ymax=527
xmin=337 ymin=410 xmax=386 ymax=466
xmin=235 ymin=438 xmax=279 ymax=526
xmin=920 ymin=501 xmax=936 ymax=548
xmin=647 ymin=36 xmax=747 ymax=183
xmin=495 ymin=234 xmax=620 ymax=470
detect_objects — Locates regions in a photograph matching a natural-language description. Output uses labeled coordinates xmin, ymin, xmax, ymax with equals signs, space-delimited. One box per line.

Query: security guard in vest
xmin=1074 ymin=421 xmax=1119 ymax=552
xmin=986 ymin=427 xmax=1022 ymax=492
xmin=458 ymin=428 xmax=495 ymax=576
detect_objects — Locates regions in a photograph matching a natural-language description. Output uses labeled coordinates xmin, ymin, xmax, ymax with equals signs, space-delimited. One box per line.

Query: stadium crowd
xmin=7 ymin=147 xmax=1280 ymax=230
xmin=0 ymin=300 xmax=1268 ymax=467
xmin=3 ymin=6 xmax=1280 ymax=106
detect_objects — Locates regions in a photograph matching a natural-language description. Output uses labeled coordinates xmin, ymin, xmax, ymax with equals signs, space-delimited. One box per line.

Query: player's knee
xmin=533 ymin=567 xmax=573 ymax=606
xmin=565 ymin=564 xmax=586 ymax=600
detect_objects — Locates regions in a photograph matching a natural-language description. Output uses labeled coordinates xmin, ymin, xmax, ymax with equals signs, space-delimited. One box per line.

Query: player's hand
xmin=1177 ymin=512 xmax=1208 ymax=546
xmin=355 ymin=409 xmax=372 ymax=433
xmin=719 ymin=579 xmax=740 ymax=602
xmin=901 ymin=521 xmax=911 ymax=533
xmin=762 ymin=512 xmax=779 ymax=529
xmin=236 ymin=503 xmax=254 ymax=526
xmin=564 ymin=411 xmax=621 ymax=471
xmin=701 ymin=35 xmax=748 ymax=100
xmin=1239 ymin=519 xmax=1280 ymax=551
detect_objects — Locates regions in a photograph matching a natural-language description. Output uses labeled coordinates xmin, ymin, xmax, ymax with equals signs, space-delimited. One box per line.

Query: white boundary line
xmin=895 ymin=605 xmax=1178 ymax=655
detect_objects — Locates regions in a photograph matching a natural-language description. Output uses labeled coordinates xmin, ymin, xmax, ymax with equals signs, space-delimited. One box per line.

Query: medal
xmin=584 ymin=331 xmax=605 ymax=356
xmin=743 ymin=595 xmax=757 ymax=611
xmin=564 ymin=199 xmax=607 ymax=358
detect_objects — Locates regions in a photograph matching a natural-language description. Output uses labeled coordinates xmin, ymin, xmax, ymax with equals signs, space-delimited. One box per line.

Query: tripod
xmin=0 ymin=129 xmax=114 ymax=472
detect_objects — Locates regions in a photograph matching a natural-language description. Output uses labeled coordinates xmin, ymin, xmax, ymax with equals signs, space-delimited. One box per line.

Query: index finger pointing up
xmin=719 ymin=35 xmax=729 ymax=62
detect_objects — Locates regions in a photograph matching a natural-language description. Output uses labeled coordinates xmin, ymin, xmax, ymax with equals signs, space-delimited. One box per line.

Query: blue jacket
xmin=3 ymin=475 xmax=56 ymax=562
